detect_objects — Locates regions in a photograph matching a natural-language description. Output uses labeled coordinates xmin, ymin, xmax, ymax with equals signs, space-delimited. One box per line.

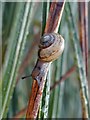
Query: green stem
xmin=2 ymin=2 xmax=31 ymax=118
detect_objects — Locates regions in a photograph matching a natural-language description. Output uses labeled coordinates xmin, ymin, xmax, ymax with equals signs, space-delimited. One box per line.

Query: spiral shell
xmin=38 ymin=33 xmax=64 ymax=62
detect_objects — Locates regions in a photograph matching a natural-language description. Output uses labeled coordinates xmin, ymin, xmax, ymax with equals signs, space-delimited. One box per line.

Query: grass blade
xmin=2 ymin=2 xmax=31 ymax=118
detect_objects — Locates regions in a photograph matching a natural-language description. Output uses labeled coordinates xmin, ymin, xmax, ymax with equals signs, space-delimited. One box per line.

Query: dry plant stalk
xmin=79 ymin=2 xmax=88 ymax=76
xmin=79 ymin=2 xmax=89 ymax=118
xmin=80 ymin=90 xmax=89 ymax=119
xmin=13 ymin=65 xmax=75 ymax=118
xmin=50 ymin=65 xmax=76 ymax=91
xmin=26 ymin=0 xmax=66 ymax=119
xmin=13 ymin=107 xmax=27 ymax=119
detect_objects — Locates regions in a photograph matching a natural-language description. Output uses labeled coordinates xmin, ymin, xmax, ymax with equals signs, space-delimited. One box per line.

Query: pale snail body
xmin=38 ymin=33 xmax=64 ymax=62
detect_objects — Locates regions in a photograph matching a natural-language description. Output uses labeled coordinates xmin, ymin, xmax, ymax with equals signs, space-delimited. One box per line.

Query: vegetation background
xmin=1 ymin=1 xmax=90 ymax=119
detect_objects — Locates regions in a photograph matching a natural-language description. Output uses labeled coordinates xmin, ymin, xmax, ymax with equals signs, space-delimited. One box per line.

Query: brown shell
xmin=39 ymin=33 xmax=55 ymax=48
xmin=38 ymin=33 xmax=64 ymax=62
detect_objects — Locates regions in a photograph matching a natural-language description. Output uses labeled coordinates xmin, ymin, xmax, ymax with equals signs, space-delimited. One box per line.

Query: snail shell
xmin=38 ymin=33 xmax=64 ymax=62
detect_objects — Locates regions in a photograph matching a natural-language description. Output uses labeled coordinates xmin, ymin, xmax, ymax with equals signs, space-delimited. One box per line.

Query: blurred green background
xmin=1 ymin=1 xmax=90 ymax=119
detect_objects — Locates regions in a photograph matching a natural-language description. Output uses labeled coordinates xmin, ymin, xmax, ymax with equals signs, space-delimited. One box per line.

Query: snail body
xmin=38 ymin=33 xmax=64 ymax=62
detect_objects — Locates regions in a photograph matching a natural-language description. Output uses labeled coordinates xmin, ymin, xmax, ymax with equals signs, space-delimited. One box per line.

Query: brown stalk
xmin=50 ymin=65 xmax=76 ymax=91
xmin=13 ymin=107 xmax=27 ymax=119
xmin=78 ymin=2 xmax=88 ymax=76
xmin=13 ymin=65 xmax=75 ymax=118
xmin=84 ymin=2 xmax=88 ymax=76
xmin=26 ymin=0 xmax=66 ymax=119
xmin=78 ymin=2 xmax=89 ymax=118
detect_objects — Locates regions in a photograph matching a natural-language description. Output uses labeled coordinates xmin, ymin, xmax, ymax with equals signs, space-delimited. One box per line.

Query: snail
xmin=38 ymin=33 xmax=64 ymax=62
xmin=26 ymin=33 xmax=64 ymax=118
xmin=23 ymin=33 xmax=64 ymax=82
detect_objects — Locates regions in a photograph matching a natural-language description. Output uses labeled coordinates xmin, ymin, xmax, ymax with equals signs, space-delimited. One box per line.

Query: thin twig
xmin=78 ymin=2 xmax=89 ymax=118
xmin=50 ymin=65 xmax=76 ymax=91
xmin=13 ymin=65 xmax=75 ymax=118
xmin=65 ymin=3 xmax=89 ymax=118
xmin=78 ymin=2 xmax=88 ymax=76
xmin=26 ymin=0 xmax=66 ymax=119
xmin=13 ymin=107 xmax=27 ymax=119
xmin=45 ymin=0 xmax=65 ymax=33
xmin=84 ymin=2 xmax=88 ymax=76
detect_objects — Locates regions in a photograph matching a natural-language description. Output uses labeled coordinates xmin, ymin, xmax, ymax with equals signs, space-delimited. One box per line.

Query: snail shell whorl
xmin=38 ymin=33 xmax=64 ymax=62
